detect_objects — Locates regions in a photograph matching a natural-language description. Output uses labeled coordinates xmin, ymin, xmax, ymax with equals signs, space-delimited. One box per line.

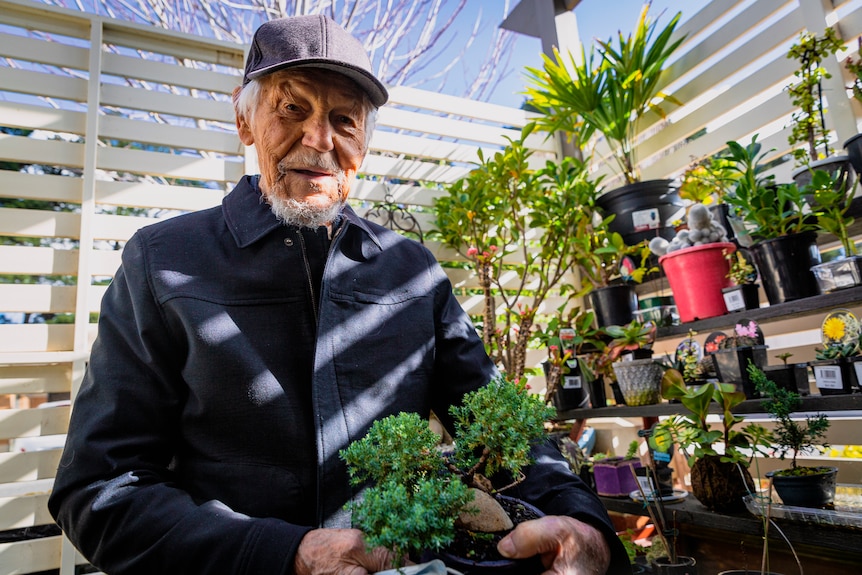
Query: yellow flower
xmin=823 ymin=316 xmax=846 ymax=342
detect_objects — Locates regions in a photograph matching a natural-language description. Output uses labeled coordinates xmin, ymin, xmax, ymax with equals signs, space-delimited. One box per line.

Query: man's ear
xmin=236 ymin=115 xmax=254 ymax=146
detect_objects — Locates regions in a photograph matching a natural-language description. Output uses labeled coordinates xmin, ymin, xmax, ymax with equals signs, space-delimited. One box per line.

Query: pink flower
xmin=489 ymin=245 xmax=498 ymax=252
xmin=466 ymin=247 xmax=478 ymax=257
xmin=735 ymin=320 xmax=758 ymax=338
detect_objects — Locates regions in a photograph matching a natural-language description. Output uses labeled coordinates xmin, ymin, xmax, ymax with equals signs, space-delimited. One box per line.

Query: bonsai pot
xmin=426 ymin=495 xmax=545 ymax=575
xmin=809 ymin=358 xmax=857 ymax=395
xmin=593 ymin=457 xmax=641 ymax=497
xmin=595 ymin=179 xmax=684 ymax=247
xmin=811 ymin=255 xmax=862 ymax=292
xmin=762 ymin=363 xmax=810 ymax=396
xmin=588 ymin=284 xmax=637 ymax=328
xmin=766 ymin=466 xmax=838 ymax=509
xmin=651 ymin=555 xmax=697 ymax=575
xmin=721 ymin=283 xmax=760 ymax=312
xmin=689 ymin=454 xmax=754 ymax=513
xmin=711 ymin=345 xmax=768 ymax=398
xmin=748 ymin=232 xmax=821 ymax=305
xmin=659 ymin=242 xmax=735 ymax=323
xmin=612 ymin=358 xmax=664 ymax=406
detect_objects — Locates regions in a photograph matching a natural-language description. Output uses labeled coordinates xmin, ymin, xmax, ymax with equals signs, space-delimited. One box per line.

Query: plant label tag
xmin=560 ymin=328 xmax=576 ymax=352
xmin=562 ymin=375 xmax=582 ymax=389
xmin=632 ymin=208 xmax=660 ymax=231
xmin=723 ymin=288 xmax=745 ymax=312
xmin=636 ymin=474 xmax=656 ymax=494
xmin=814 ymin=365 xmax=843 ymax=389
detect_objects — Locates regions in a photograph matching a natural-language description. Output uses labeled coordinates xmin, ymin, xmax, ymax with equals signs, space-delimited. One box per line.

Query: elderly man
xmin=48 ymin=14 xmax=630 ymax=575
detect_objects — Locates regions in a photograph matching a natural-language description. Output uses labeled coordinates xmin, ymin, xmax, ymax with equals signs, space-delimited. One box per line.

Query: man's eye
xmin=337 ymin=115 xmax=356 ymax=125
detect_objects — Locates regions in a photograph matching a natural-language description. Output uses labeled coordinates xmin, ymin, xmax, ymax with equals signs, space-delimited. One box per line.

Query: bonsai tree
xmin=340 ymin=375 xmax=554 ymax=568
xmin=433 ymin=124 xmax=603 ymax=381
xmin=655 ymin=369 xmax=772 ymax=512
xmin=523 ymin=4 xmax=684 ymax=184
xmin=786 ymin=27 xmax=845 ymax=164
xmin=751 ymin=364 xmax=830 ymax=471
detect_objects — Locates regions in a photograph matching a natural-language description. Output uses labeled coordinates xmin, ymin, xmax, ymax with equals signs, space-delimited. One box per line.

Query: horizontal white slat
xmin=0 ymin=134 xmax=83 ymax=170
xmin=97 ymin=146 xmax=243 ymax=184
xmin=0 ymin=28 xmax=89 ymax=69
xmin=359 ymin=153 xmax=470 ymax=184
xmin=100 ymin=83 xmax=234 ymax=124
xmin=0 ymin=364 xmax=71 ymax=395
xmin=0 ymin=170 xmax=82 ymax=205
xmin=387 ymin=84 xmax=541 ymax=128
xmin=0 ymin=351 xmax=86 ymax=366
xmin=0 ymin=405 xmax=70 ymax=440
xmin=96 ymin=179 xmax=225 ymax=211
xmin=103 ymin=51 xmax=239 ymax=94
xmin=350 ymin=180 xmax=445 ymax=208
xmin=0 ymin=492 xmax=54 ymax=531
xmin=0 ymin=452 xmax=62 ymax=484
xmin=0 ymin=245 xmax=78 ymax=276
xmin=0 ymin=207 xmax=81 ymax=240
xmin=0 ymin=100 xmax=85 ymax=137
xmin=0 ymin=66 xmax=88 ymax=103
xmin=0 ymin=284 xmax=77 ymax=314
xmin=0 ymin=324 xmax=76 ymax=354
xmin=0 ymin=535 xmax=63 ymax=574
xmin=100 ymin=114 xmax=241 ymax=157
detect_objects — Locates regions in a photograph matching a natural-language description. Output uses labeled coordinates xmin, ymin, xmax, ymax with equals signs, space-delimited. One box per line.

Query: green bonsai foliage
xmin=752 ymin=364 xmax=830 ymax=470
xmin=786 ymin=27 xmax=845 ymax=164
xmin=656 ymin=369 xmax=772 ymax=467
xmin=341 ymin=376 xmax=554 ymax=566
xmin=722 ymin=135 xmax=817 ymax=241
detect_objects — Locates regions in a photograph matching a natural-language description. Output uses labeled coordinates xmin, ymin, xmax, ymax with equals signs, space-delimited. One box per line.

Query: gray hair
xmin=233 ymin=71 xmax=378 ymax=148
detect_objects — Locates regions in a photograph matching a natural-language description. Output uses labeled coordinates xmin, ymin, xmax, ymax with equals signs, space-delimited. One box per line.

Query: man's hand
xmin=497 ymin=515 xmax=611 ymax=575
xmin=294 ymin=528 xmax=395 ymax=575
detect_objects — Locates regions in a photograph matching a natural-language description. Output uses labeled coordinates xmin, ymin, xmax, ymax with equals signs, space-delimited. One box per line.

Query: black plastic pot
xmin=542 ymin=360 xmax=590 ymax=413
xmin=844 ymin=133 xmax=862 ymax=175
xmin=596 ymin=179 xmax=685 ymax=247
xmin=809 ymin=358 xmax=857 ymax=395
xmin=791 ymin=155 xmax=853 ymax=193
xmin=587 ymin=375 xmax=608 ymax=409
xmin=749 ymin=232 xmax=821 ymax=305
xmin=762 ymin=363 xmax=810 ymax=396
xmin=711 ymin=345 xmax=768 ymax=398
xmin=767 ymin=466 xmax=838 ymax=509
xmin=721 ymin=283 xmax=760 ymax=312
xmin=588 ymin=284 xmax=637 ymax=328
xmin=652 ymin=555 xmax=697 ymax=575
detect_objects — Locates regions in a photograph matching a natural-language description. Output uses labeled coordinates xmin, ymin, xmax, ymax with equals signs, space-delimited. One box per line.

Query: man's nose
xmin=302 ymin=117 xmax=335 ymax=153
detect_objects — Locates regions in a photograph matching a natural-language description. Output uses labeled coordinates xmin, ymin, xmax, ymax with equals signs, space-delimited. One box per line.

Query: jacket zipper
xmin=294 ymin=228 xmax=319 ymax=327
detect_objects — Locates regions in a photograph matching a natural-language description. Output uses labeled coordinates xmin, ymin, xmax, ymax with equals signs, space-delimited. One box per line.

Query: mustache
xmin=277 ymin=152 xmax=343 ymax=176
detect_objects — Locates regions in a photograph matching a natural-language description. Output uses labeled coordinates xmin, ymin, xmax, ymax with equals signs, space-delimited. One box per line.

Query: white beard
xmin=266 ymin=194 xmax=345 ymax=229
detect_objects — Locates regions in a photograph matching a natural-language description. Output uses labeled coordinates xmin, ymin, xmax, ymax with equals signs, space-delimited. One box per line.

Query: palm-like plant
xmin=524 ymin=5 xmax=684 ymax=184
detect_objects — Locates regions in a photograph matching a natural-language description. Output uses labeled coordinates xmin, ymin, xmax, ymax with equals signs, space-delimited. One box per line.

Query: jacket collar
xmin=223 ymin=175 xmax=382 ymax=251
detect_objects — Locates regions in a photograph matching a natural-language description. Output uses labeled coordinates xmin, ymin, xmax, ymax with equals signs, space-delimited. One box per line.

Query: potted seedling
xmin=340 ymin=375 xmax=554 ymax=573
xmin=809 ymin=309 xmax=860 ymax=395
xmin=722 ymin=135 xmax=821 ymax=305
xmin=711 ymin=320 xmax=769 ymax=398
xmin=656 ymin=369 xmax=773 ymax=513
xmin=606 ymin=320 xmax=665 ymax=407
xmin=751 ymin=364 xmax=837 ymax=509
xmin=721 ymin=249 xmax=760 ymax=312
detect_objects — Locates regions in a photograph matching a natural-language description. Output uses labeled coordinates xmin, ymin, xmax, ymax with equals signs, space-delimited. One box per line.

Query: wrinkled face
xmin=236 ymin=68 xmax=369 ymax=226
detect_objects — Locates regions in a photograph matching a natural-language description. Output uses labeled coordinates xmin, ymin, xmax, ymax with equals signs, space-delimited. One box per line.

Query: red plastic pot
xmin=659 ymin=242 xmax=735 ymax=323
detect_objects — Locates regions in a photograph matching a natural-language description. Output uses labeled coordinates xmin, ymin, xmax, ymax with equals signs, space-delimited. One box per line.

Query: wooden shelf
xmin=554 ymin=391 xmax=862 ymax=421
xmin=600 ymin=495 xmax=862 ymax=557
xmin=652 ymin=285 xmax=862 ymax=340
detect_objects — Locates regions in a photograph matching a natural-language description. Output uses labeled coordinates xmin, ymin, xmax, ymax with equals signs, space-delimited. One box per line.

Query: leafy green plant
xmin=806 ymin=168 xmax=858 ymax=257
xmin=725 ymin=249 xmax=757 ymax=286
xmin=752 ymin=364 xmax=830 ymax=470
xmin=341 ymin=376 xmax=554 ymax=567
xmin=432 ymin=124 xmax=603 ymax=381
xmin=605 ymin=320 xmax=656 ymax=362
xmin=722 ymin=135 xmax=817 ymax=241
xmin=678 ymin=155 xmax=738 ymax=206
xmin=524 ymin=4 xmax=684 ymax=184
xmin=786 ymin=27 xmax=845 ymax=164
xmin=656 ymin=370 xmax=772 ymax=467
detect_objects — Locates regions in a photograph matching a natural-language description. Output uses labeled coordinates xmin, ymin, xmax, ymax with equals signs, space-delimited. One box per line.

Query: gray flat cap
xmin=243 ymin=14 xmax=389 ymax=107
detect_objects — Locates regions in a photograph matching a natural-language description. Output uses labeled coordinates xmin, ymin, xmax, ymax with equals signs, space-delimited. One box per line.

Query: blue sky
xmin=476 ymin=0 xmax=709 ymax=107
